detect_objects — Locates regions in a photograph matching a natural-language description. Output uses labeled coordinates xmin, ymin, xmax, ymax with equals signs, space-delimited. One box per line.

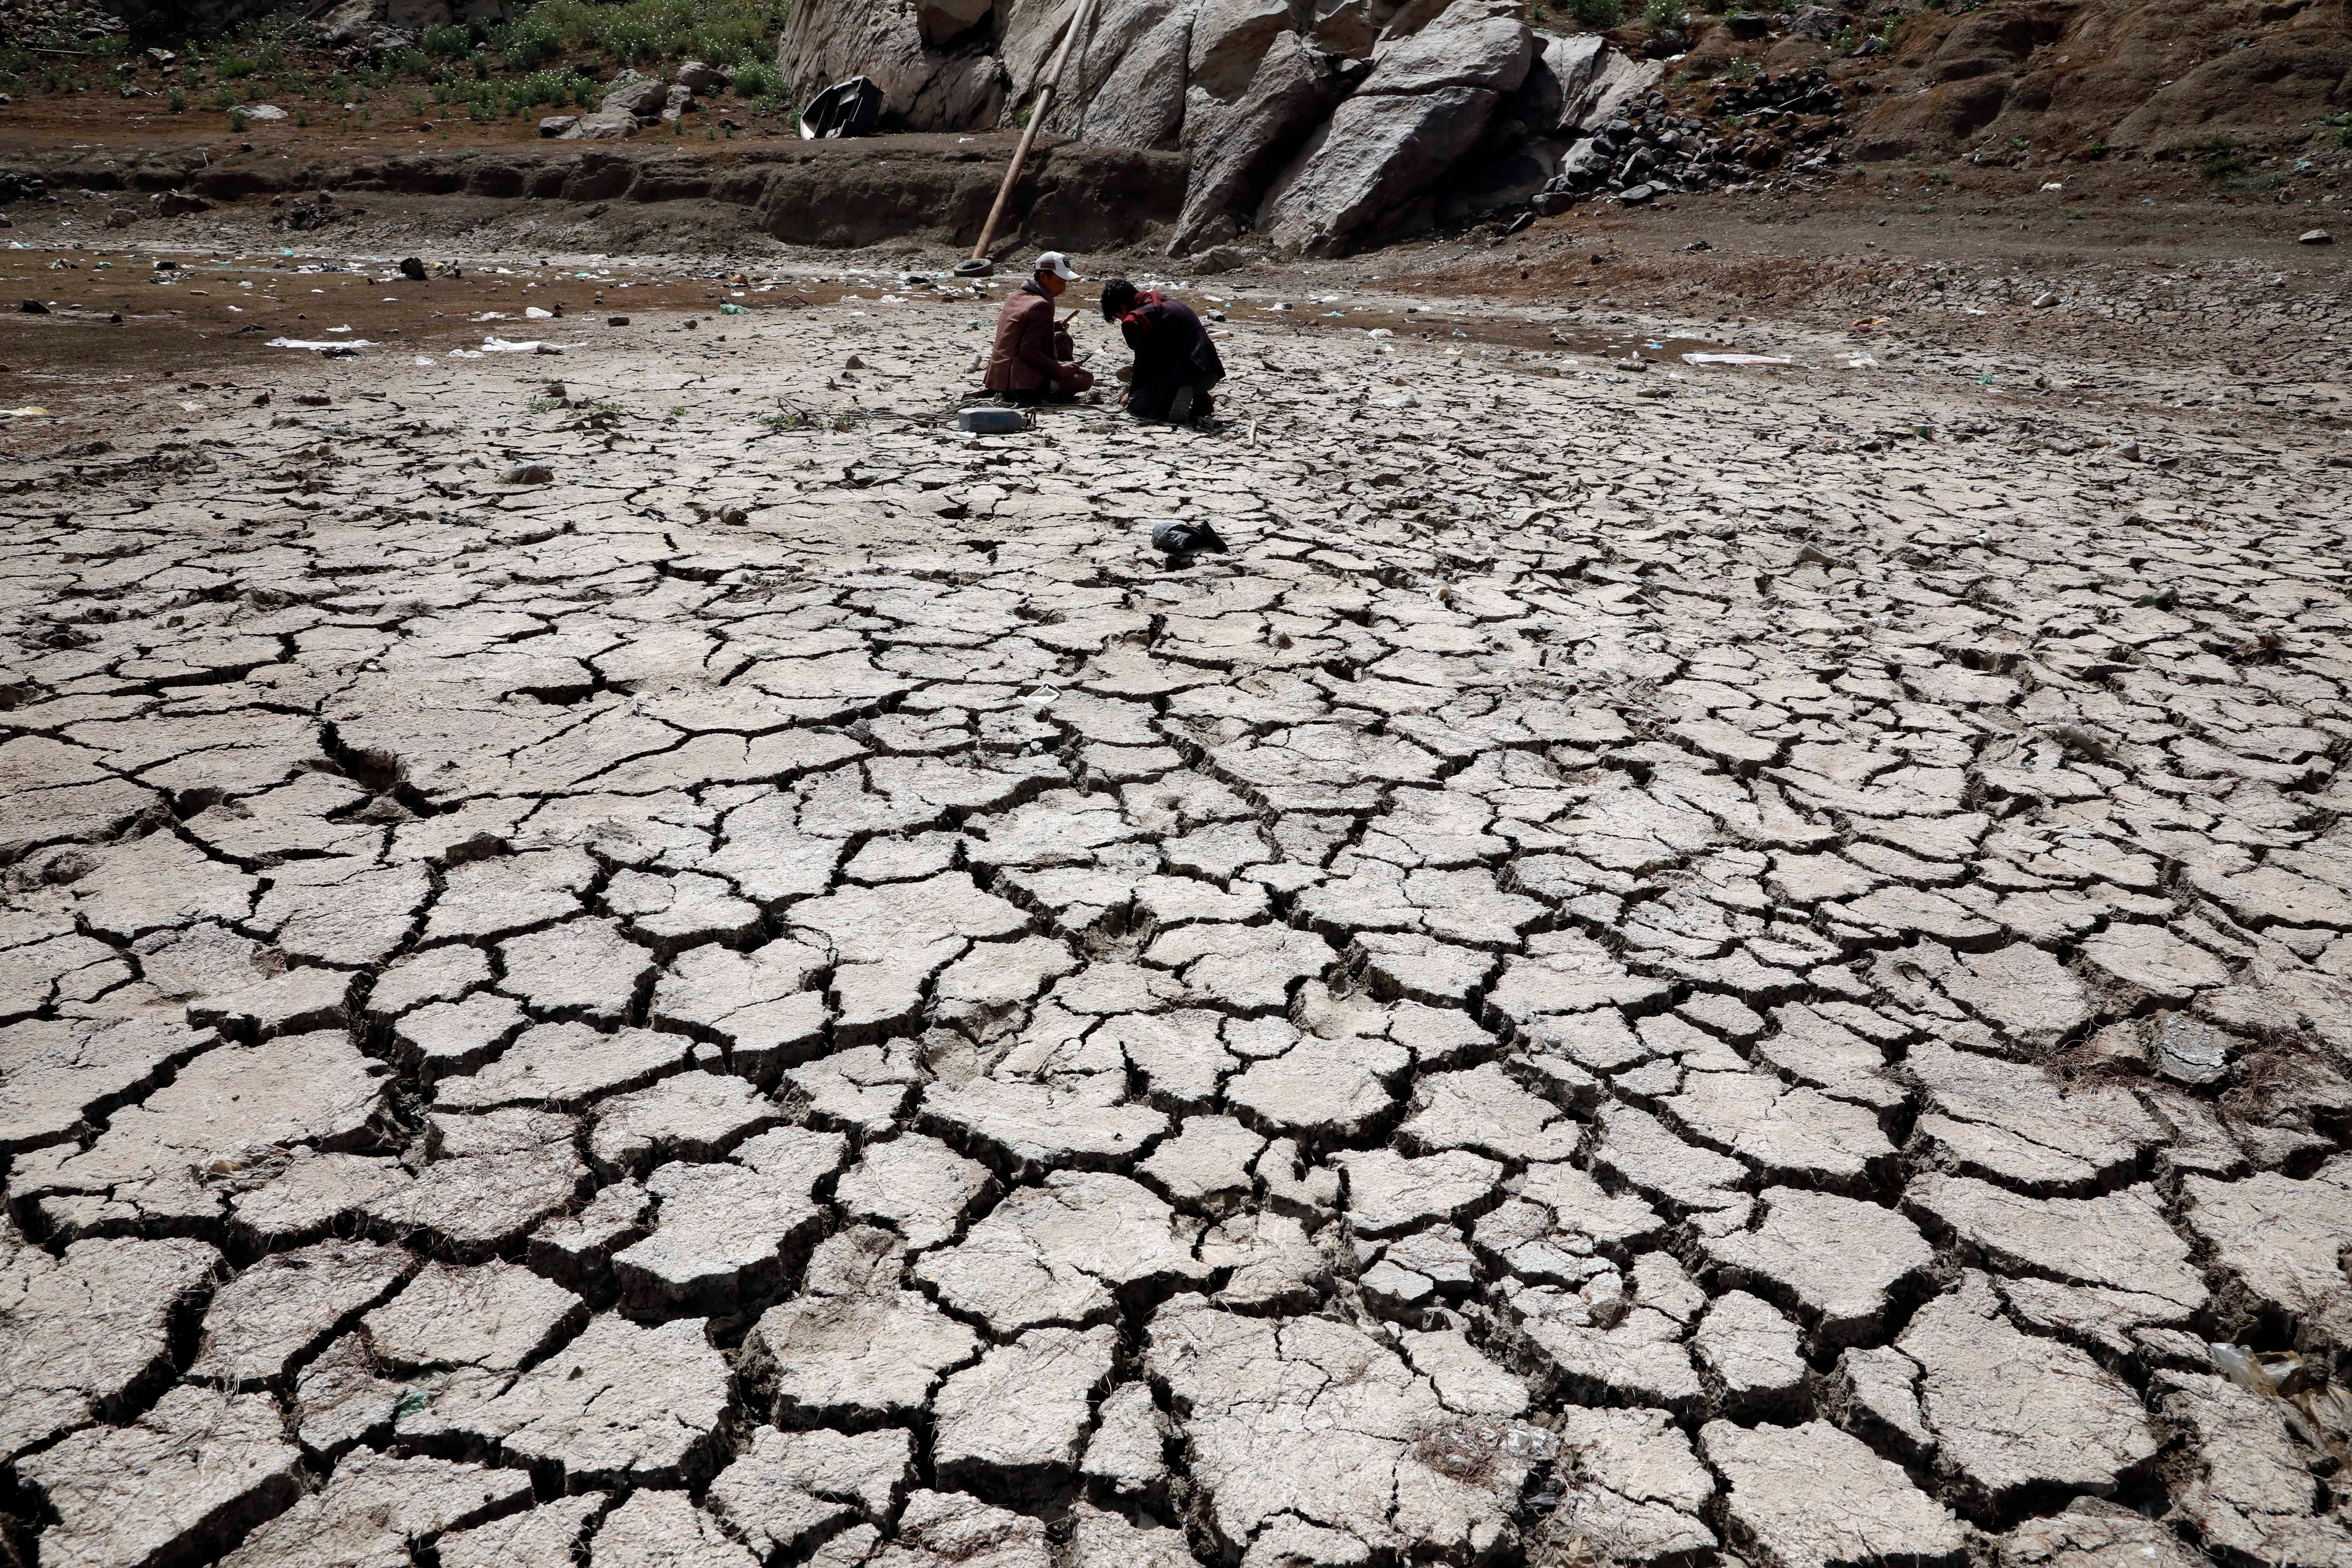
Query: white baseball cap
xmin=1034 ymin=251 xmax=1079 ymax=281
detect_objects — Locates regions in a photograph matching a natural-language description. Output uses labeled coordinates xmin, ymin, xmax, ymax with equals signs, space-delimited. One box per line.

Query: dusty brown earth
xmin=4 ymin=105 xmax=2352 ymax=1568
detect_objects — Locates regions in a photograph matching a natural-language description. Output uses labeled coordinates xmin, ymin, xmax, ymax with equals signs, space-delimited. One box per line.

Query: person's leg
xmin=1168 ymin=386 xmax=1196 ymax=422
xmin=1126 ymin=374 xmax=1178 ymax=420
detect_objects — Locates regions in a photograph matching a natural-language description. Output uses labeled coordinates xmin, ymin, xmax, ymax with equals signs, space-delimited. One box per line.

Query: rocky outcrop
xmin=1254 ymin=0 xmax=1533 ymax=253
xmin=775 ymin=0 xmax=1670 ymax=255
xmin=777 ymin=0 xmax=1004 ymax=131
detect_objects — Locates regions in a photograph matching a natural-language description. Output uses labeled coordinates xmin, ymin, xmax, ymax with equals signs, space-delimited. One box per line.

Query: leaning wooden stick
xmin=966 ymin=0 xmax=1104 ymax=268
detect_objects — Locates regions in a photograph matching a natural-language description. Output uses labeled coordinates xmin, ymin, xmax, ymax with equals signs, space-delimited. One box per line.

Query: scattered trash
xmin=1680 ymin=239 xmax=1713 ymax=252
xmin=481 ymin=338 xmax=561 ymax=354
xmin=3 ymin=406 xmax=49 ymax=417
xmin=19 ymin=299 xmax=47 ymax=314
xmin=2298 ymin=228 xmax=2334 ymax=246
xmin=1683 ymin=352 xmax=1789 ymax=366
xmin=398 ymin=256 xmax=427 ymax=281
xmin=957 ymin=407 xmax=1029 ymax=435
xmin=266 ymin=336 xmax=373 ymax=352
xmin=502 ymin=462 xmax=555 ymax=485
xmin=607 ymin=315 xmax=631 ymax=326
xmin=1152 ymin=520 xmax=1226 ymax=557
xmin=719 ymin=302 xmax=747 ymax=315
xmin=524 ymin=305 xmax=554 ymax=319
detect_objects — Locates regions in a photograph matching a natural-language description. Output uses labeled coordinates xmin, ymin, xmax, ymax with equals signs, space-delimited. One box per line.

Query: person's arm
xmin=1014 ymin=297 xmax=1065 ymax=383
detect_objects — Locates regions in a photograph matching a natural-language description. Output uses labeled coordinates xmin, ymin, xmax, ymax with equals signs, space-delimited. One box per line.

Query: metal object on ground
xmin=800 ymin=77 xmax=883 ymax=140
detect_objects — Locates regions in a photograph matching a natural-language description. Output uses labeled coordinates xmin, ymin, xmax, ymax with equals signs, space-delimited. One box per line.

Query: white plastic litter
xmin=1683 ymin=352 xmax=1791 ymax=366
xmin=481 ymin=337 xmax=560 ymax=353
xmin=266 ymin=337 xmax=373 ymax=350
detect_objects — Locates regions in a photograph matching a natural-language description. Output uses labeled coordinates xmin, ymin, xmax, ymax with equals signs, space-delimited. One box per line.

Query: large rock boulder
xmin=1255 ymin=0 xmax=1533 ymax=254
xmin=1031 ymin=0 xmax=1197 ymax=148
xmin=1171 ymin=32 xmax=1350 ymax=252
xmin=777 ymin=0 xmax=1004 ymax=131
xmin=1257 ymin=84 xmax=1500 ymax=255
xmin=1189 ymin=0 xmax=1298 ymax=95
xmin=1357 ymin=0 xmax=1533 ymax=94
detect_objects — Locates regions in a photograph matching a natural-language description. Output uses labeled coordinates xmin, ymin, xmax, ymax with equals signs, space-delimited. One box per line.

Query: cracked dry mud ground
xmin=4 ymin=264 xmax=2352 ymax=1568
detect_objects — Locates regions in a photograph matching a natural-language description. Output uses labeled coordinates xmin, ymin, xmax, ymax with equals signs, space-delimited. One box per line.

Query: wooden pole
xmin=967 ymin=0 xmax=1102 ymax=266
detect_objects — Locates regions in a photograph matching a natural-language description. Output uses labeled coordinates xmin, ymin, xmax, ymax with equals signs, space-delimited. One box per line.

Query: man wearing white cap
xmin=983 ymin=251 xmax=1097 ymax=404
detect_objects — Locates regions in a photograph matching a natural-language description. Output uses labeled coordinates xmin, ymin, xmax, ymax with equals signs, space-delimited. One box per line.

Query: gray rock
xmin=602 ymin=74 xmax=672 ymax=119
xmin=1258 ymin=86 xmax=1501 ymax=256
xmin=1190 ymin=0 xmax=1296 ymax=96
xmin=1358 ymin=2 xmax=1533 ymax=96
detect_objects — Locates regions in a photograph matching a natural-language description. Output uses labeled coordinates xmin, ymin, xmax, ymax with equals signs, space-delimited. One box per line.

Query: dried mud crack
xmin=3 ymin=239 xmax=2351 ymax=1568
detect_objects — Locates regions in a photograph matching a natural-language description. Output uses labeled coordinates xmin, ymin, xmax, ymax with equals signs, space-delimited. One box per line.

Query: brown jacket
xmin=984 ymin=280 xmax=1074 ymax=392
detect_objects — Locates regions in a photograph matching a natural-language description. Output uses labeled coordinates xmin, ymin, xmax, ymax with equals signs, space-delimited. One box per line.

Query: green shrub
xmin=1643 ymin=0 xmax=1685 ymax=28
xmin=228 ymin=106 xmax=248 ymax=129
xmin=208 ymin=85 xmax=235 ymax=109
xmin=731 ymin=59 xmax=783 ymax=97
xmin=489 ymin=0 xmax=790 ymax=66
xmin=219 ymin=56 xmax=257 ymax=77
xmin=1563 ymin=0 xmax=1624 ymax=26
xmin=167 ymin=86 xmax=187 ymax=111
xmin=422 ymin=24 xmax=470 ymax=55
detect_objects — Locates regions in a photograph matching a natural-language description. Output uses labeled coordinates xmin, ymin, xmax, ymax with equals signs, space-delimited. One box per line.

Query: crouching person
xmin=984 ymin=251 xmax=1096 ymax=404
xmin=1100 ymin=278 xmax=1224 ymax=423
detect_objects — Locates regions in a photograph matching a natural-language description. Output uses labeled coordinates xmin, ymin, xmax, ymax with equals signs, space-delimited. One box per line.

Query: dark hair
xmin=1098 ymin=278 xmax=1139 ymax=322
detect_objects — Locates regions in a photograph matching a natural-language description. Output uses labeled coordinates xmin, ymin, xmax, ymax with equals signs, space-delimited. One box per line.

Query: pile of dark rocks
xmin=1534 ymin=67 xmax=1844 ymax=211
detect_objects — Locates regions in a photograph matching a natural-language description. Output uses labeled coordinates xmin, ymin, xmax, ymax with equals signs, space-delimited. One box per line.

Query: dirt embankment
xmin=0 ymin=131 xmax=1184 ymax=253
xmin=1658 ymin=0 xmax=2350 ymax=167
